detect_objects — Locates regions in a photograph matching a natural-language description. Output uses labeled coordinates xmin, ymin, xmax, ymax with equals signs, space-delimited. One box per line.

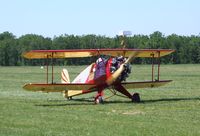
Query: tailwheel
xmin=95 ymin=96 xmax=104 ymax=104
xmin=67 ymin=96 xmax=72 ymax=100
xmin=132 ymin=93 xmax=140 ymax=103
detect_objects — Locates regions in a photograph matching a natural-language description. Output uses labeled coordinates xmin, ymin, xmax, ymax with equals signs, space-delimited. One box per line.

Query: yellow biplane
xmin=23 ymin=49 xmax=175 ymax=103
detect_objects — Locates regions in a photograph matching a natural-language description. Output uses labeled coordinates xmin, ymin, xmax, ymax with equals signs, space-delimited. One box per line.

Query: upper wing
xmin=23 ymin=49 xmax=175 ymax=59
xmin=99 ymin=49 xmax=175 ymax=58
xmin=121 ymin=80 xmax=172 ymax=89
xmin=23 ymin=83 xmax=97 ymax=92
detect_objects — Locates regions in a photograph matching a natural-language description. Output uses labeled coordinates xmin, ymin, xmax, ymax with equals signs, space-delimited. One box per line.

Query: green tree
xmin=0 ymin=32 xmax=16 ymax=66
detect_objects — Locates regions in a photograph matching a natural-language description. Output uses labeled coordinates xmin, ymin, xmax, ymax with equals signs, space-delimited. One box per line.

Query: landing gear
xmin=94 ymin=90 xmax=104 ymax=104
xmin=132 ymin=93 xmax=140 ymax=103
xmin=67 ymin=96 xmax=72 ymax=100
xmin=95 ymin=96 xmax=104 ymax=104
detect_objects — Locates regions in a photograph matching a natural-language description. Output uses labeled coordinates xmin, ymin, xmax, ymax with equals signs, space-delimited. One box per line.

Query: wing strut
xmin=51 ymin=52 xmax=54 ymax=84
xmin=151 ymin=51 xmax=161 ymax=82
xmin=157 ymin=51 xmax=160 ymax=81
xmin=45 ymin=53 xmax=55 ymax=84
xmin=46 ymin=56 xmax=49 ymax=84
xmin=151 ymin=53 xmax=154 ymax=81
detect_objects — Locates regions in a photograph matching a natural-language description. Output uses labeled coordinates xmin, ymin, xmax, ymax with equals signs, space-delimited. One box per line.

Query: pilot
xmin=94 ymin=57 xmax=107 ymax=80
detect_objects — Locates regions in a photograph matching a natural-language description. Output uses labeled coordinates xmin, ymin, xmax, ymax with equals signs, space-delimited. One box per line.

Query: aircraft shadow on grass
xmin=141 ymin=97 xmax=200 ymax=103
xmin=35 ymin=97 xmax=200 ymax=107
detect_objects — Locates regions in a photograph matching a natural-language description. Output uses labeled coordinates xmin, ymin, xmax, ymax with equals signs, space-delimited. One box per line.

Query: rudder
xmin=61 ymin=69 xmax=70 ymax=83
xmin=61 ymin=68 xmax=82 ymax=98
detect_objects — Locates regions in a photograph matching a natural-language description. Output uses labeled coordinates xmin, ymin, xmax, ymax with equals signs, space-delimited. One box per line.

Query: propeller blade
xmin=106 ymin=52 xmax=139 ymax=85
xmin=106 ymin=63 xmax=125 ymax=85
xmin=125 ymin=51 xmax=139 ymax=64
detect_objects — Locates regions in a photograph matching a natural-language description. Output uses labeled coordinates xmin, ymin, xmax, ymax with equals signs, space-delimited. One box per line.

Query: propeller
xmin=106 ymin=52 xmax=138 ymax=85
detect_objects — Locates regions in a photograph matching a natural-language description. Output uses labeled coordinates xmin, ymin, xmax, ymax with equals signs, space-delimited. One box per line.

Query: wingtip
xmin=21 ymin=51 xmax=31 ymax=59
xmin=23 ymin=83 xmax=33 ymax=91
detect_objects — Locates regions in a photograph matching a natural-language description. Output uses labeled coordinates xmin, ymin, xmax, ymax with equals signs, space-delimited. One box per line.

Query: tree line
xmin=0 ymin=31 xmax=200 ymax=66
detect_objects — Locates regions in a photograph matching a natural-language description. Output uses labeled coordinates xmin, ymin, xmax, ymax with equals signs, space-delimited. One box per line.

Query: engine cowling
xmin=110 ymin=56 xmax=132 ymax=82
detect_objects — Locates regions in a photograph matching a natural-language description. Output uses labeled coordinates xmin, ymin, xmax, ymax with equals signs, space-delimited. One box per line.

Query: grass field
xmin=0 ymin=64 xmax=200 ymax=136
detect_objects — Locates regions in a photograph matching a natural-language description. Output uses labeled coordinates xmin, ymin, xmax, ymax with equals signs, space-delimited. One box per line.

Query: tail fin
xmin=61 ymin=68 xmax=82 ymax=98
xmin=61 ymin=69 xmax=70 ymax=98
xmin=61 ymin=69 xmax=70 ymax=83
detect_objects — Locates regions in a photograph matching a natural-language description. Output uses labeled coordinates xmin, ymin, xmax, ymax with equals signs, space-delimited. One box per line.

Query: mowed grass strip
xmin=0 ymin=65 xmax=200 ymax=136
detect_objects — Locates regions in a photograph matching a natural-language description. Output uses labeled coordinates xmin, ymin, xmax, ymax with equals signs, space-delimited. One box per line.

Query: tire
xmin=95 ymin=96 xmax=104 ymax=104
xmin=132 ymin=93 xmax=140 ymax=103
xmin=67 ymin=96 xmax=72 ymax=100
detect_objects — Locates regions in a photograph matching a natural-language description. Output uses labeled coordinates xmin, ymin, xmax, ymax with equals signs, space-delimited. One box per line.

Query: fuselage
xmin=86 ymin=57 xmax=131 ymax=86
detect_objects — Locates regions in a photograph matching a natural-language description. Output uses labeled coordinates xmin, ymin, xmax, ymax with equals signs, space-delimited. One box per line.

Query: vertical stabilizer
xmin=61 ymin=69 xmax=72 ymax=98
xmin=61 ymin=64 xmax=95 ymax=98
xmin=61 ymin=69 xmax=70 ymax=83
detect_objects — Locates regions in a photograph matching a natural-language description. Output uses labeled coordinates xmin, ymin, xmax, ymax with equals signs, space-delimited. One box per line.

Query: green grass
xmin=0 ymin=64 xmax=200 ymax=136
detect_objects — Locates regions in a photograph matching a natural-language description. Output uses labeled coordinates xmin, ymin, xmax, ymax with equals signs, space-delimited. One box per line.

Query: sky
xmin=0 ymin=0 xmax=200 ymax=38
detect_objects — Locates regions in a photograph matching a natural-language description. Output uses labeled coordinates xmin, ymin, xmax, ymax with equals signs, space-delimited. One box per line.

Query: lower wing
xmin=23 ymin=83 xmax=97 ymax=92
xmin=23 ymin=80 xmax=172 ymax=92
xmin=121 ymin=80 xmax=172 ymax=89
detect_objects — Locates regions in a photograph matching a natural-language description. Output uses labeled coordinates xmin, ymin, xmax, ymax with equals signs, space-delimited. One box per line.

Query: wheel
xmin=67 ymin=96 xmax=72 ymax=100
xmin=132 ymin=93 xmax=140 ymax=103
xmin=95 ymin=96 xmax=104 ymax=104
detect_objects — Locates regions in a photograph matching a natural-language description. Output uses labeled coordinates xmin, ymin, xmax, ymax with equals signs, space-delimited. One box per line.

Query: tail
xmin=61 ymin=69 xmax=70 ymax=83
xmin=61 ymin=68 xmax=82 ymax=98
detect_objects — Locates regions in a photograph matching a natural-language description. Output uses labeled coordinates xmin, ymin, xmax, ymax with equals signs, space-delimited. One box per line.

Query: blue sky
xmin=0 ymin=0 xmax=199 ymax=37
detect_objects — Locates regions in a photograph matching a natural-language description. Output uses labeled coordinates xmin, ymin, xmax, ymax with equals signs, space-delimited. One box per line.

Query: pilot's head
xmin=96 ymin=58 xmax=103 ymax=63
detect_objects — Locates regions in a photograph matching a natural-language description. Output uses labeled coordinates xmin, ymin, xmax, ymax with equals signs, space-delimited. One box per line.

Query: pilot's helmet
xmin=117 ymin=56 xmax=124 ymax=61
xmin=96 ymin=58 xmax=103 ymax=63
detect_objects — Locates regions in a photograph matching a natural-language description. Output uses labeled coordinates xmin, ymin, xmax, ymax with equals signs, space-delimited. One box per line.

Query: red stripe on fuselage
xmin=106 ymin=58 xmax=112 ymax=79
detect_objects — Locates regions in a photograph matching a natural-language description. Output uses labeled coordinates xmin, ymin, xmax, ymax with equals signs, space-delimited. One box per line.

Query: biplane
xmin=22 ymin=49 xmax=175 ymax=103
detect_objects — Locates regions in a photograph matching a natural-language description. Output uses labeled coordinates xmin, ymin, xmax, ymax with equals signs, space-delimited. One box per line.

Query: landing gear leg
xmin=95 ymin=90 xmax=104 ymax=104
xmin=95 ymin=96 xmax=104 ymax=104
xmin=132 ymin=93 xmax=140 ymax=103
